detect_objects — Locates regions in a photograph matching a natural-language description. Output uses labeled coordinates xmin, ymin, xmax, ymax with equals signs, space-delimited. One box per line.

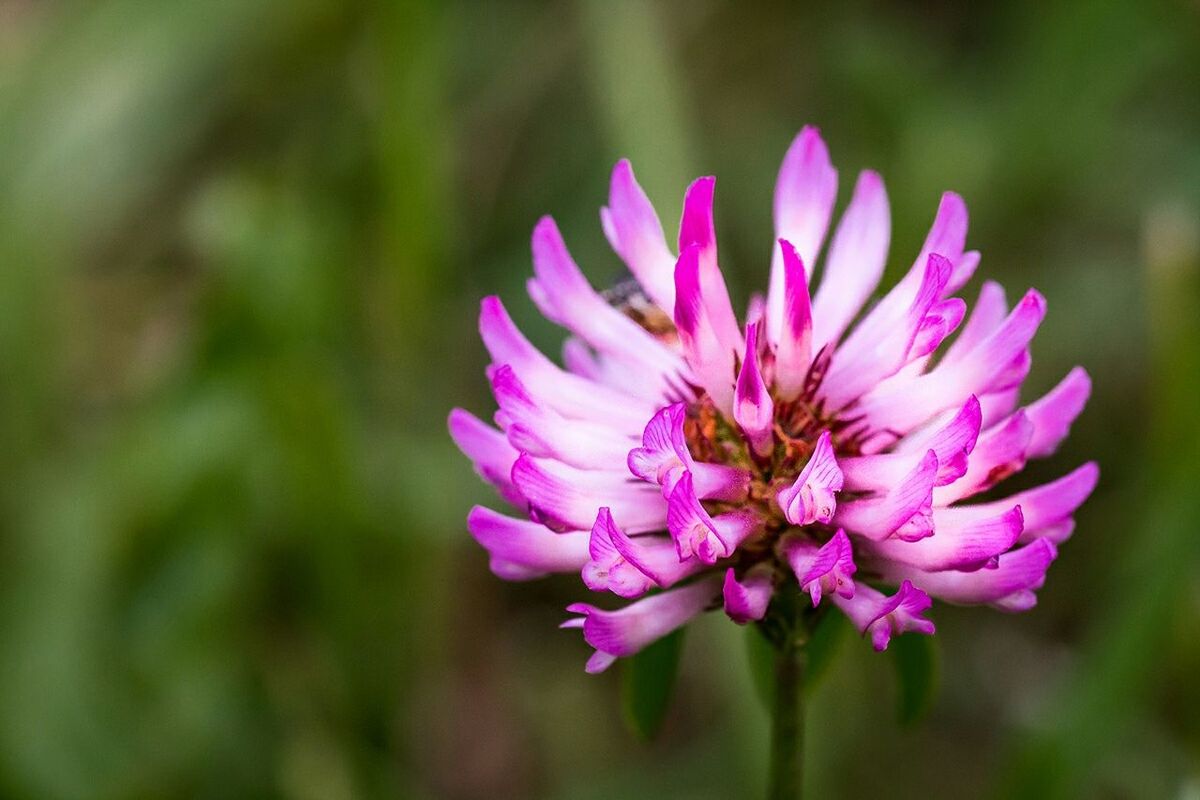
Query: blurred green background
xmin=0 ymin=1 xmax=1198 ymax=798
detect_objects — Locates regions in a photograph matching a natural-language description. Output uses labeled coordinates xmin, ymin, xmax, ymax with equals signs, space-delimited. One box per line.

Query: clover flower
xmin=450 ymin=126 xmax=1096 ymax=674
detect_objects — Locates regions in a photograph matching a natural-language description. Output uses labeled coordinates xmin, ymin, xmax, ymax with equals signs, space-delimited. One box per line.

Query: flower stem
xmin=764 ymin=590 xmax=808 ymax=800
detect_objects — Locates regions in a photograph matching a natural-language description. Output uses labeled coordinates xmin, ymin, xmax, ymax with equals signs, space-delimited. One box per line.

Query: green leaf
xmin=803 ymin=610 xmax=850 ymax=694
xmin=890 ymin=633 xmax=939 ymax=724
xmin=621 ymin=628 xmax=685 ymax=740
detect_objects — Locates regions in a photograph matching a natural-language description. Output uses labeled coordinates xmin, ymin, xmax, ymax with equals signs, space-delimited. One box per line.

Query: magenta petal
xmin=582 ymin=508 xmax=657 ymax=598
xmin=723 ymin=566 xmax=774 ymax=624
xmin=674 ymin=245 xmax=738 ymax=415
xmin=511 ymin=453 xmax=666 ymax=533
xmin=734 ymin=322 xmax=776 ymax=456
xmin=773 ymin=239 xmax=815 ymax=400
xmin=678 ymin=176 xmax=743 ymax=355
xmin=627 ymin=403 xmax=749 ymax=501
xmin=667 ymin=472 xmax=760 ymax=563
xmin=600 ymin=507 xmax=706 ymax=588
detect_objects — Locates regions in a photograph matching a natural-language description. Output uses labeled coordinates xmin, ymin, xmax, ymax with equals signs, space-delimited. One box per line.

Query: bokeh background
xmin=0 ymin=1 xmax=1198 ymax=798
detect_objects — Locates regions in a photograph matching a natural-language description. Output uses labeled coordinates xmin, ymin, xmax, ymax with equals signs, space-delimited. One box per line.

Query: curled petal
xmin=511 ymin=454 xmax=666 ymax=533
xmin=833 ymin=581 xmax=936 ymax=651
xmin=564 ymin=577 xmax=722 ymax=672
xmin=777 ymin=431 xmax=844 ymax=525
xmin=667 ymin=472 xmax=761 ymax=564
xmin=626 ymin=403 xmax=749 ymax=500
xmin=783 ymin=529 xmax=857 ymax=606
xmin=842 ymin=396 xmax=982 ymax=490
xmin=1024 ymin=367 xmax=1091 ymax=458
xmin=862 ymin=505 xmax=1025 ymax=572
xmin=596 ymin=507 xmax=706 ymax=589
xmin=934 ymin=411 xmax=1034 ymax=505
xmin=723 ymin=566 xmax=774 ymax=624
xmin=582 ymin=508 xmax=657 ymax=597
xmin=877 ymin=538 xmax=1058 ymax=611
xmin=835 ymin=451 xmax=938 ymax=541
xmin=468 ymin=506 xmax=589 ymax=580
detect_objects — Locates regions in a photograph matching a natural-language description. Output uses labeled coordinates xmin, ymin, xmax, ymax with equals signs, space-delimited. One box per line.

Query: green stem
xmin=765 ymin=592 xmax=807 ymax=800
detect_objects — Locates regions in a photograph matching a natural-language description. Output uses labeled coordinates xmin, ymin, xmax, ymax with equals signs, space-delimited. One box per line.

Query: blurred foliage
xmin=0 ymin=1 xmax=1197 ymax=798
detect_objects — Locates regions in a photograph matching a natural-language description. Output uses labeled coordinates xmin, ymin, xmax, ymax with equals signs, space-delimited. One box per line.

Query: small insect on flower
xmin=450 ymin=126 xmax=1097 ymax=673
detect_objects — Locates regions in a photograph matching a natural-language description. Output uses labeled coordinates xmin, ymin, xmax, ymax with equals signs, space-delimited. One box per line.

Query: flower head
xmin=451 ymin=125 xmax=1096 ymax=671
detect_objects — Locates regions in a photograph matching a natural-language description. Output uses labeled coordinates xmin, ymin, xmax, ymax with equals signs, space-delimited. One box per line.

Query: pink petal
xmin=448 ymin=408 xmax=523 ymax=504
xmin=602 ymin=159 xmax=676 ymax=310
xmin=564 ymin=577 xmax=722 ymax=671
xmin=767 ymin=126 xmax=837 ymax=345
xmin=1023 ymin=367 xmax=1091 ymax=459
xmin=877 ymin=538 xmax=1058 ymax=610
xmin=934 ymin=410 xmax=1034 ymax=505
xmin=468 ymin=506 xmax=590 ymax=580
xmin=842 ymin=396 xmax=982 ymax=490
xmin=510 ymin=453 xmax=666 ymax=533
xmin=811 ymin=170 xmax=890 ymax=351
xmin=479 ymin=296 xmax=654 ymax=429
xmin=492 ymin=365 xmax=636 ymax=469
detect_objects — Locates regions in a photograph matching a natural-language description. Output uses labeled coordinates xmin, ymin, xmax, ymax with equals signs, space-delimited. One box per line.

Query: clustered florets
xmin=451 ymin=126 xmax=1096 ymax=673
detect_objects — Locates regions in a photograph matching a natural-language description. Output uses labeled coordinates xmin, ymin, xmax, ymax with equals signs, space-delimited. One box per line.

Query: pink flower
xmin=451 ymin=125 xmax=1096 ymax=671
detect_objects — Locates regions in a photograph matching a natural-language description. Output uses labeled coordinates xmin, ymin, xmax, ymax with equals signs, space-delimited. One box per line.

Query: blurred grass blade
xmin=622 ymin=628 xmax=686 ymax=740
